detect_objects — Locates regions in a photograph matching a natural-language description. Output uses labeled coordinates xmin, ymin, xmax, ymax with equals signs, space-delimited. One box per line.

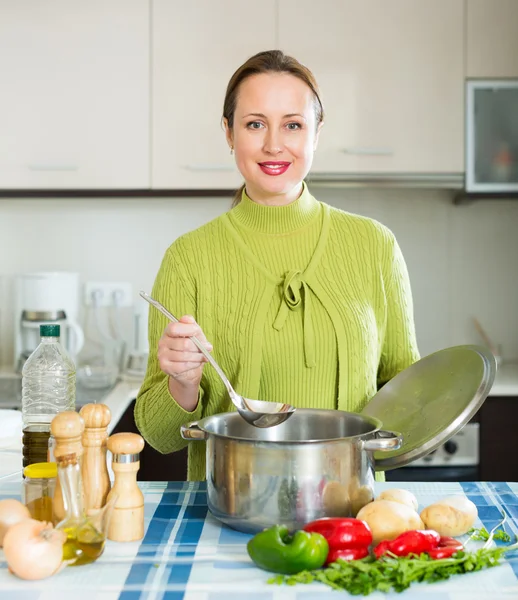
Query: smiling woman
xmin=135 ymin=50 xmax=420 ymax=482
xmin=222 ymin=50 xmax=324 ymax=206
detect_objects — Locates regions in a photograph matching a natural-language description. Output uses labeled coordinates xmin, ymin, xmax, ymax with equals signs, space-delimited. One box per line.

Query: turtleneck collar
xmin=229 ymin=181 xmax=320 ymax=234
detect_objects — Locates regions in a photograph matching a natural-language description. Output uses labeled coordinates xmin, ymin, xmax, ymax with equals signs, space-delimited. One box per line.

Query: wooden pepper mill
xmin=106 ymin=432 xmax=145 ymax=542
xmin=79 ymin=403 xmax=112 ymax=515
xmin=51 ymin=411 xmax=85 ymax=523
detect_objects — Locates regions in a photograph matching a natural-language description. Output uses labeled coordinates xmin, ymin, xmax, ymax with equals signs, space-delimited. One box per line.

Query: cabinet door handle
xmin=341 ymin=147 xmax=394 ymax=156
xmin=182 ymin=164 xmax=235 ymax=172
xmin=28 ymin=164 xmax=79 ymax=171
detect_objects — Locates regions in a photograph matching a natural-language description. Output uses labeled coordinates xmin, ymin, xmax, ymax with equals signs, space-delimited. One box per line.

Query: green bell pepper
xmin=247 ymin=524 xmax=329 ymax=575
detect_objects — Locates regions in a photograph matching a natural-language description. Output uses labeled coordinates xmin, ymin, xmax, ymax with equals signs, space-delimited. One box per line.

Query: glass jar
xmin=22 ymin=462 xmax=57 ymax=522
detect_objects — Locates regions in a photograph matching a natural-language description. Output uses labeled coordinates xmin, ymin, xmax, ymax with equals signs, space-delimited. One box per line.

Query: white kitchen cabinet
xmin=152 ymin=0 xmax=276 ymax=189
xmin=278 ymin=0 xmax=464 ymax=175
xmin=467 ymin=0 xmax=518 ymax=78
xmin=0 ymin=1 xmax=149 ymax=189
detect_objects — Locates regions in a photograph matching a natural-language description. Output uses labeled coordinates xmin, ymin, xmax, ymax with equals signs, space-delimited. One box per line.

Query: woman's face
xmin=225 ymin=73 xmax=321 ymax=206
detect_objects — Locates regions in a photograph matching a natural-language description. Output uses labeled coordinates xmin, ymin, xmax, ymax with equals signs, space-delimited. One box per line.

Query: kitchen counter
xmin=0 ymin=480 xmax=517 ymax=599
xmin=0 ymin=377 xmax=139 ymax=483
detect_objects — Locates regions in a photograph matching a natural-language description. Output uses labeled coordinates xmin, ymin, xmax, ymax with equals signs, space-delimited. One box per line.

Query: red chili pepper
xmin=375 ymin=530 xmax=441 ymax=558
xmin=427 ymin=536 xmax=464 ymax=559
xmin=304 ymin=518 xmax=372 ymax=565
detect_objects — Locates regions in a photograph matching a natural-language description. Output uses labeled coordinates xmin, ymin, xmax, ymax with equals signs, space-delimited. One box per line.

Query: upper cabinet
xmin=467 ymin=0 xmax=518 ymax=78
xmin=152 ymin=0 xmax=276 ymax=189
xmin=0 ymin=1 xmax=149 ymax=189
xmin=278 ymin=0 xmax=464 ymax=175
xmin=3 ymin=1 xmax=516 ymax=192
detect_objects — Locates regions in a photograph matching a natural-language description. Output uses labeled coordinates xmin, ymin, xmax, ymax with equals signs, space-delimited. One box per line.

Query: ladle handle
xmin=139 ymin=291 xmax=236 ymax=397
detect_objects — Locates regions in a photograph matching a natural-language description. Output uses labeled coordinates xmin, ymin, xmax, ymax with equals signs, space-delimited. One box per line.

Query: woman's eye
xmin=286 ymin=122 xmax=302 ymax=130
xmin=247 ymin=121 xmax=264 ymax=130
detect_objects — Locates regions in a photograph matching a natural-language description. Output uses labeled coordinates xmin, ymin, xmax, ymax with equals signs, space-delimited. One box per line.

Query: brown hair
xmin=223 ymin=50 xmax=324 ymax=207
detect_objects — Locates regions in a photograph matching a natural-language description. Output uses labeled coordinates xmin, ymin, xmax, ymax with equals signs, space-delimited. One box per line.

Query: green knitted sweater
xmin=135 ymin=184 xmax=419 ymax=481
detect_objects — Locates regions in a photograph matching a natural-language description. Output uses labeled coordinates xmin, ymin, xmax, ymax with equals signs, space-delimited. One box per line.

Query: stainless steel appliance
xmin=386 ymin=423 xmax=480 ymax=482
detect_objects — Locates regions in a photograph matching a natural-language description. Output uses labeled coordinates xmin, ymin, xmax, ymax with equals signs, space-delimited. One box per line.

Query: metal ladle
xmin=139 ymin=291 xmax=296 ymax=428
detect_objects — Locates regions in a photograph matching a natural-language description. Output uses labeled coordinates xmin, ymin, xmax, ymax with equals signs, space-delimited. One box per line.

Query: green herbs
xmin=468 ymin=526 xmax=511 ymax=542
xmin=468 ymin=511 xmax=513 ymax=548
xmin=268 ymin=544 xmax=518 ymax=595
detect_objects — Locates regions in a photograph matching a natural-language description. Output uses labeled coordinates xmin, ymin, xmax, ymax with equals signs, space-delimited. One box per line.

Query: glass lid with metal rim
xmin=361 ymin=345 xmax=497 ymax=471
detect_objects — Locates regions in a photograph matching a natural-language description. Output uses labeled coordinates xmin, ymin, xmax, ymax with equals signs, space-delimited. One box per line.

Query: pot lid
xmin=361 ymin=345 xmax=496 ymax=470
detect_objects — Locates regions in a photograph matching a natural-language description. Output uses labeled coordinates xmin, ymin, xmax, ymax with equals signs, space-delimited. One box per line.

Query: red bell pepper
xmin=373 ymin=540 xmax=392 ymax=559
xmin=327 ymin=546 xmax=370 ymax=563
xmin=304 ymin=518 xmax=372 ymax=565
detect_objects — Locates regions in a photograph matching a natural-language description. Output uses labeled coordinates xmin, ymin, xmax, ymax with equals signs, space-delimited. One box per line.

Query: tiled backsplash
xmin=1 ymin=186 xmax=517 ymax=367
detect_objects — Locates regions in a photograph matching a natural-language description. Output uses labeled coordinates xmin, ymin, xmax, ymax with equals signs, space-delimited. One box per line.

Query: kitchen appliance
xmin=180 ymin=345 xmax=496 ymax=533
xmin=181 ymin=410 xmax=401 ymax=534
xmin=386 ymin=422 xmax=480 ymax=482
xmin=14 ymin=272 xmax=85 ymax=371
xmin=466 ymin=80 xmax=518 ymax=193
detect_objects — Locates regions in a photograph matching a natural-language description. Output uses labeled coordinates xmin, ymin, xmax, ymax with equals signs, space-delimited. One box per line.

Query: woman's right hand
xmin=157 ymin=315 xmax=213 ymax=390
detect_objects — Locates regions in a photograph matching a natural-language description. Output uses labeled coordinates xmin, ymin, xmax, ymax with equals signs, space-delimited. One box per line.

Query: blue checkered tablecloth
xmin=1 ymin=479 xmax=518 ymax=599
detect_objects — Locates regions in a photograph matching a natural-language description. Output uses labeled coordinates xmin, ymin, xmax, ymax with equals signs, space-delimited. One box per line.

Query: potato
xmin=350 ymin=485 xmax=374 ymax=517
xmin=420 ymin=495 xmax=477 ymax=537
xmin=377 ymin=489 xmax=418 ymax=512
xmin=356 ymin=499 xmax=424 ymax=545
xmin=322 ymin=481 xmax=351 ymax=517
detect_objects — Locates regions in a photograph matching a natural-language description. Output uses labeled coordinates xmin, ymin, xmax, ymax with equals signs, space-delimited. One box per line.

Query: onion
xmin=0 ymin=498 xmax=31 ymax=547
xmin=3 ymin=519 xmax=66 ymax=580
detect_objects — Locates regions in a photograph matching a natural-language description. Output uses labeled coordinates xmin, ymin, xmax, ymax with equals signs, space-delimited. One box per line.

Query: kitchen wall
xmin=1 ymin=187 xmax=518 ymax=367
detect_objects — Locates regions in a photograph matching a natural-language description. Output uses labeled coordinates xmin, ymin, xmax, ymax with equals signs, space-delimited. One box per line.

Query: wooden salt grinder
xmin=51 ymin=411 xmax=85 ymax=523
xmin=79 ymin=403 xmax=112 ymax=514
xmin=106 ymin=432 xmax=145 ymax=542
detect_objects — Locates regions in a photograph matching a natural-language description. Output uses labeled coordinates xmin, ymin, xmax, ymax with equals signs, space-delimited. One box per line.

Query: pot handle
xmin=363 ymin=430 xmax=402 ymax=452
xmin=180 ymin=421 xmax=208 ymax=441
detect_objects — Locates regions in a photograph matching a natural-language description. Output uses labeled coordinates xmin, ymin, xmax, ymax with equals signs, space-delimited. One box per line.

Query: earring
xmin=230 ymin=146 xmax=234 ymax=155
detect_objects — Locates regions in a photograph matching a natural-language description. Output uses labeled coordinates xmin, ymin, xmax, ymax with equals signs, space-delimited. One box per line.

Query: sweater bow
xmin=273 ymin=269 xmax=316 ymax=368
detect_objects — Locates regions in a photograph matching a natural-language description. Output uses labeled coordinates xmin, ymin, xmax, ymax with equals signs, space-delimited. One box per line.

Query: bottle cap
xmin=40 ymin=324 xmax=60 ymax=337
xmin=23 ymin=461 xmax=58 ymax=479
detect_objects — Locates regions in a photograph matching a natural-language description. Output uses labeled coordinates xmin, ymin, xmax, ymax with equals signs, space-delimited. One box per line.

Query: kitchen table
xmin=1 ymin=479 xmax=518 ymax=599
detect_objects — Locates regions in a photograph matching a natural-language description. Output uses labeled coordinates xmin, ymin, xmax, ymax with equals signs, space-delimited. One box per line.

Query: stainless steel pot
xmin=181 ymin=409 xmax=402 ymax=534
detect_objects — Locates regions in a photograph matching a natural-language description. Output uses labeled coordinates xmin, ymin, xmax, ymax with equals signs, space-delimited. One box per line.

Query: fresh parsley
xmin=268 ymin=544 xmax=518 ymax=595
xmin=467 ymin=526 xmax=511 ymax=542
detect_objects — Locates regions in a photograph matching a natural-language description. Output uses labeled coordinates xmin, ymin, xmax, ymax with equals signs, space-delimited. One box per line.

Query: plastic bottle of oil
xmin=21 ymin=324 xmax=76 ymax=468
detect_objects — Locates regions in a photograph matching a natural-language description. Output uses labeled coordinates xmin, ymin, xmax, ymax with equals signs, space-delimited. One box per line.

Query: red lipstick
xmin=258 ymin=161 xmax=291 ymax=176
